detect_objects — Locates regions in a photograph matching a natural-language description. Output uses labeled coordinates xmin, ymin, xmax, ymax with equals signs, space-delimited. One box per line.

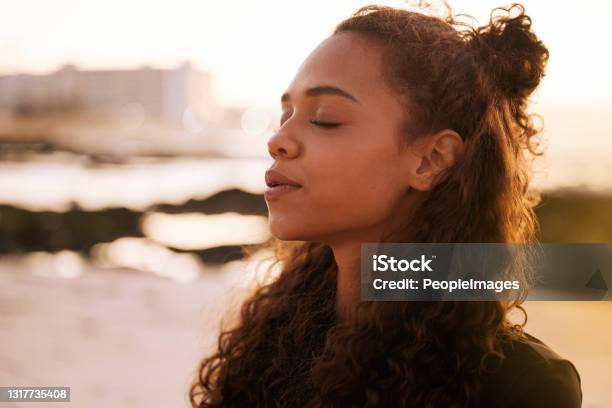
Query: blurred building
xmin=0 ymin=62 xmax=220 ymax=125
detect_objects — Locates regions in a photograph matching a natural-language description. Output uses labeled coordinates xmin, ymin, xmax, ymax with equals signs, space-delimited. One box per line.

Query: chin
xmin=269 ymin=223 xmax=304 ymax=241
xmin=268 ymin=218 xmax=317 ymax=242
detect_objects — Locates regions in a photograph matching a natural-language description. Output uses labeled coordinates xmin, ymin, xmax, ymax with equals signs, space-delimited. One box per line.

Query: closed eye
xmin=310 ymin=120 xmax=342 ymax=129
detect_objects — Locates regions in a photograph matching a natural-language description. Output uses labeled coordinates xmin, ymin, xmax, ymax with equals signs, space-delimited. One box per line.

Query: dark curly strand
xmin=189 ymin=3 xmax=549 ymax=407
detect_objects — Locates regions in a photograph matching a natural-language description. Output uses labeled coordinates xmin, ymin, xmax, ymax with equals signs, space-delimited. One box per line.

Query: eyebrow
xmin=281 ymin=85 xmax=361 ymax=105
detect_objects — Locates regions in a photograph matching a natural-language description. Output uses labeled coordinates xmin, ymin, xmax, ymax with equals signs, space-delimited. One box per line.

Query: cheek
xmin=265 ymin=128 xmax=407 ymax=241
xmin=315 ymin=163 xmax=401 ymax=225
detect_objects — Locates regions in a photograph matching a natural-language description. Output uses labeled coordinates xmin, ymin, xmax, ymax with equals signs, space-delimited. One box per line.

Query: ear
xmin=403 ymin=129 xmax=465 ymax=191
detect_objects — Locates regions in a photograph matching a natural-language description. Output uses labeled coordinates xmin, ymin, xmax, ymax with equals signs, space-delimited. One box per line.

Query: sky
xmin=1 ymin=0 xmax=611 ymax=110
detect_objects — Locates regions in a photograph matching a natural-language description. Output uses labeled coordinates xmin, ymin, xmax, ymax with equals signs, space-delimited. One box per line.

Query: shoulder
xmin=478 ymin=332 xmax=582 ymax=408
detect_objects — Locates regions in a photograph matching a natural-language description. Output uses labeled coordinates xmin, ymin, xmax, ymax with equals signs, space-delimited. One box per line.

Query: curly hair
xmin=189 ymin=3 xmax=549 ymax=407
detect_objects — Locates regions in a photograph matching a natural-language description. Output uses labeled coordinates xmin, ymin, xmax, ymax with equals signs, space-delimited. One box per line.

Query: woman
xmin=190 ymin=3 xmax=582 ymax=407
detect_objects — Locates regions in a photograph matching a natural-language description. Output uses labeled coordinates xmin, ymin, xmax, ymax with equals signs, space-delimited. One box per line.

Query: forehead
xmin=286 ymin=32 xmax=398 ymax=108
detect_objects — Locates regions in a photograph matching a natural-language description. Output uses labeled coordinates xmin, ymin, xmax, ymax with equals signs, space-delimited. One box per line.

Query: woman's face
xmin=265 ymin=32 xmax=422 ymax=245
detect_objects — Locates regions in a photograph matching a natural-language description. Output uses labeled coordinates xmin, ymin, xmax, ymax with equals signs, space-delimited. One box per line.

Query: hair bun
xmin=469 ymin=3 xmax=549 ymax=100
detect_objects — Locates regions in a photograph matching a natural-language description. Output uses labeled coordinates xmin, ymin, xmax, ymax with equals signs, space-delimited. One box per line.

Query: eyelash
xmin=310 ymin=120 xmax=341 ymax=129
xmin=273 ymin=120 xmax=341 ymax=133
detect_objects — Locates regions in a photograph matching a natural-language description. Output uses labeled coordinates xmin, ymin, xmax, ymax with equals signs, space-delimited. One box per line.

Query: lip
xmin=264 ymin=184 xmax=302 ymax=200
xmin=265 ymin=169 xmax=302 ymax=188
xmin=264 ymin=168 xmax=302 ymax=200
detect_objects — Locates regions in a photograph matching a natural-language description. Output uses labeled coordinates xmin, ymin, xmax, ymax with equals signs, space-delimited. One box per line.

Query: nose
xmin=267 ymin=127 xmax=300 ymax=160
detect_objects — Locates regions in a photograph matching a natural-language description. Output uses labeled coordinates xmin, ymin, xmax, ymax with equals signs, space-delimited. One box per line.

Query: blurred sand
xmin=0 ymin=256 xmax=250 ymax=408
xmin=1 ymin=257 xmax=610 ymax=407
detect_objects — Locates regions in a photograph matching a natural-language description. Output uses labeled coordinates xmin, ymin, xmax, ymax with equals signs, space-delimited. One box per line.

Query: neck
xmin=330 ymin=240 xmax=365 ymax=321
xmin=328 ymin=190 xmax=424 ymax=321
